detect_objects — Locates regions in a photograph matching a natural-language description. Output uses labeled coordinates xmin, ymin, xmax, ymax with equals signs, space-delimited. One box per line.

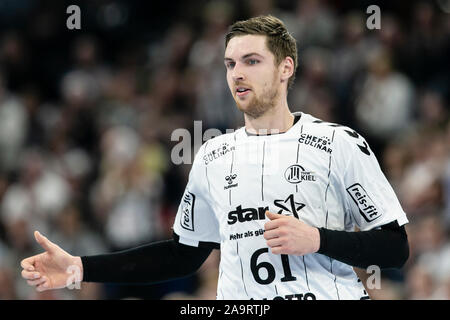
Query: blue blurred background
xmin=0 ymin=0 xmax=449 ymax=299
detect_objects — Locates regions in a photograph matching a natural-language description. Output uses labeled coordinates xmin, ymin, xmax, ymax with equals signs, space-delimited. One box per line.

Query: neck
xmin=244 ymin=98 xmax=294 ymax=134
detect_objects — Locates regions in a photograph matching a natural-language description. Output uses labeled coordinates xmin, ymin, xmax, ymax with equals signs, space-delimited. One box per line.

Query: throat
xmin=244 ymin=110 xmax=297 ymax=136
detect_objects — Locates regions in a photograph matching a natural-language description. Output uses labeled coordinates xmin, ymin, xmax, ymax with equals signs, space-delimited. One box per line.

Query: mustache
xmin=233 ymin=83 xmax=252 ymax=90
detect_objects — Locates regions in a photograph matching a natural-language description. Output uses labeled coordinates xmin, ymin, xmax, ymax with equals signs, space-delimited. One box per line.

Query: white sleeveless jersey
xmin=173 ymin=112 xmax=408 ymax=300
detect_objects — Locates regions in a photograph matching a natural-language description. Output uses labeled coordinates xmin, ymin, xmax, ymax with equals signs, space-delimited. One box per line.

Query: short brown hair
xmin=225 ymin=15 xmax=298 ymax=89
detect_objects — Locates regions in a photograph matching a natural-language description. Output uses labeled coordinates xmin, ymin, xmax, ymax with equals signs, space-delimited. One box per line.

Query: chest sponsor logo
xmin=251 ymin=292 xmax=317 ymax=300
xmin=284 ymin=165 xmax=316 ymax=184
xmin=228 ymin=205 xmax=268 ymax=225
xmin=224 ymin=174 xmax=238 ymax=190
xmin=298 ymin=133 xmax=332 ymax=154
xmin=203 ymin=142 xmax=235 ymax=165
xmin=180 ymin=191 xmax=195 ymax=231
xmin=227 ymin=194 xmax=305 ymax=225
xmin=346 ymin=183 xmax=381 ymax=222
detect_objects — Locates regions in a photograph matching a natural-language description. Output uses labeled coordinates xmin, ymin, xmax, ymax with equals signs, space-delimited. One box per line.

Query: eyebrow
xmin=224 ymin=52 xmax=264 ymax=61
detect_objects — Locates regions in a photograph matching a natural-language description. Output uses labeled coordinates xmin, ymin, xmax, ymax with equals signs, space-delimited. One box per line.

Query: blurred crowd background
xmin=0 ymin=0 xmax=449 ymax=300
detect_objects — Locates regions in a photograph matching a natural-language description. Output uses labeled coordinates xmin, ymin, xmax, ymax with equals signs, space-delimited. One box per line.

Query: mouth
xmin=235 ymin=87 xmax=251 ymax=97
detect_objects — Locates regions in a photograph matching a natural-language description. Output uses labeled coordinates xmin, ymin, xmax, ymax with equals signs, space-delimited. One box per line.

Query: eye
xmin=247 ymin=59 xmax=259 ymax=65
xmin=225 ymin=61 xmax=235 ymax=69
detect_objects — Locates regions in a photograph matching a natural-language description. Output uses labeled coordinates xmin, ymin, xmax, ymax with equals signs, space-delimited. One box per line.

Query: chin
xmin=235 ymin=99 xmax=252 ymax=114
xmin=236 ymin=101 xmax=268 ymax=119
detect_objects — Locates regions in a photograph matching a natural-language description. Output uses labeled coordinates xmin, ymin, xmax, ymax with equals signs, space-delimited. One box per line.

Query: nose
xmin=231 ymin=63 xmax=245 ymax=83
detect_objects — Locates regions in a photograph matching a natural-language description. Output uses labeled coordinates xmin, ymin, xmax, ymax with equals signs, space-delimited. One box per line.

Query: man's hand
xmin=20 ymin=231 xmax=83 ymax=292
xmin=264 ymin=211 xmax=320 ymax=255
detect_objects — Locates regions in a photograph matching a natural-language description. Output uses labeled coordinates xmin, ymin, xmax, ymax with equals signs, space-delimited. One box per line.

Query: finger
xmin=20 ymin=257 xmax=35 ymax=271
xmin=263 ymin=229 xmax=279 ymax=240
xmin=266 ymin=211 xmax=284 ymax=220
xmin=34 ymin=231 xmax=54 ymax=253
xmin=21 ymin=270 xmax=41 ymax=280
xmin=269 ymin=246 xmax=283 ymax=255
xmin=267 ymin=238 xmax=283 ymax=248
xmin=27 ymin=276 xmax=46 ymax=287
xmin=264 ymin=220 xmax=281 ymax=231
xmin=36 ymin=280 xmax=50 ymax=292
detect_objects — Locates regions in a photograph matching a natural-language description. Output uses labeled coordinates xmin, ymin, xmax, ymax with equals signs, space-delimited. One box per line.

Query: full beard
xmin=235 ymin=85 xmax=279 ymax=119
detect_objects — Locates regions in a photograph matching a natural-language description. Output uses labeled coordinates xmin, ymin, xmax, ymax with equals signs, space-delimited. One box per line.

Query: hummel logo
xmin=225 ymin=174 xmax=237 ymax=185
xmin=224 ymin=174 xmax=238 ymax=190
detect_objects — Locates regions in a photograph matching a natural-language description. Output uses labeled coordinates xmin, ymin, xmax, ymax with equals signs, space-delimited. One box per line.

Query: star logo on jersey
xmin=274 ymin=194 xmax=305 ymax=219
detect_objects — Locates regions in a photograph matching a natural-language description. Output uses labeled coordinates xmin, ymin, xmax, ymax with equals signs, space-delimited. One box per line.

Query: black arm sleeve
xmin=317 ymin=221 xmax=409 ymax=269
xmin=81 ymin=234 xmax=213 ymax=284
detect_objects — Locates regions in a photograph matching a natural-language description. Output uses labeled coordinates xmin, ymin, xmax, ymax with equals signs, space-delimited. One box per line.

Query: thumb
xmin=266 ymin=211 xmax=283 ymax=220
xmin=34 ymin=231 xmax=54 ymax=253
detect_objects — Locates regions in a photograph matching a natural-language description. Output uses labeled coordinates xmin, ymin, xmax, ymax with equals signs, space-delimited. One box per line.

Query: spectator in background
xmin=0 ymin=265 xmax=17 ymax=300
xmin=405 ymin=264 xmax=435 ymax=299
xmin=398 ymin=128 xmax=446 ymax=216
xmin=291 ymin=0 xmax=338 ymax=49
xmin=0 ymin=236 xmax=17 ymax=299
xmin=50 ymin=204 xmax=106 ymax=300
xmin=1 ymin=148 xmax=71 ymax=239
xmin=0 ymin=31 xmax=33 ymax=92
xmin=331 ymin=11 xmax=379 ymax=125
xmin=289 ymin=46 xmax=336 ymax=122
xmin=90 ymin=126 xmax=164 ymax=250
xmin=354 ymin=46 xmax=414 ymax=154
xmin=0 ymin=73 xmax=28 ymax=173
xmin=416 ymin=90 xmax=449 ymax=128
xmin=445 ymin=123 xmax=450 ymax=229
xmin=403 ymin=1 xmax=449 ymax=87
xmin=415 ymin=216 xmax=450 ymax=285
xmin=189 ymin=0 xmax=242 ymax=130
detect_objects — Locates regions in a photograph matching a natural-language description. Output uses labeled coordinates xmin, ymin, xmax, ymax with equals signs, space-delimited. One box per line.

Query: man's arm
xmin=21 ymin=231 xmax=212 ymax=291
xmin=317 ymin=221 xmax=409 ymax=269
xmin=264 ymin=211 xmax=409 ymax=269
xmin=82 ymin=235 xmax=213 ymax=283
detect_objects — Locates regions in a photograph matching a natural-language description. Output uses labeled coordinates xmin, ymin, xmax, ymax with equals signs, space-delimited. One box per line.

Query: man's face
xmin=224 ymin=35 xmax=282 ymax=119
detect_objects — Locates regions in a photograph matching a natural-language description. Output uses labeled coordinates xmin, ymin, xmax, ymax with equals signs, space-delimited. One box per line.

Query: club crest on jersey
xmin=180 ymin=191 xmax=195 ymax=231
xmin=224 ymin=174 xmax=238 ymax=190
xmin=203 ymin=142 xmax=235 ymax=165
xmin=346 ymin=183 xmax=381 ymax=222
xmin=284 ymin=165 xmax=316 ymax=184
xmin=298 ymin=134 xmax=332 ymax=154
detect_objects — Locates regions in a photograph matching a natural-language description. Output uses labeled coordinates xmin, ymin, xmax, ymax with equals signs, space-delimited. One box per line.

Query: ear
xmin=279 ymin=56 xmax=294 ymax=83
